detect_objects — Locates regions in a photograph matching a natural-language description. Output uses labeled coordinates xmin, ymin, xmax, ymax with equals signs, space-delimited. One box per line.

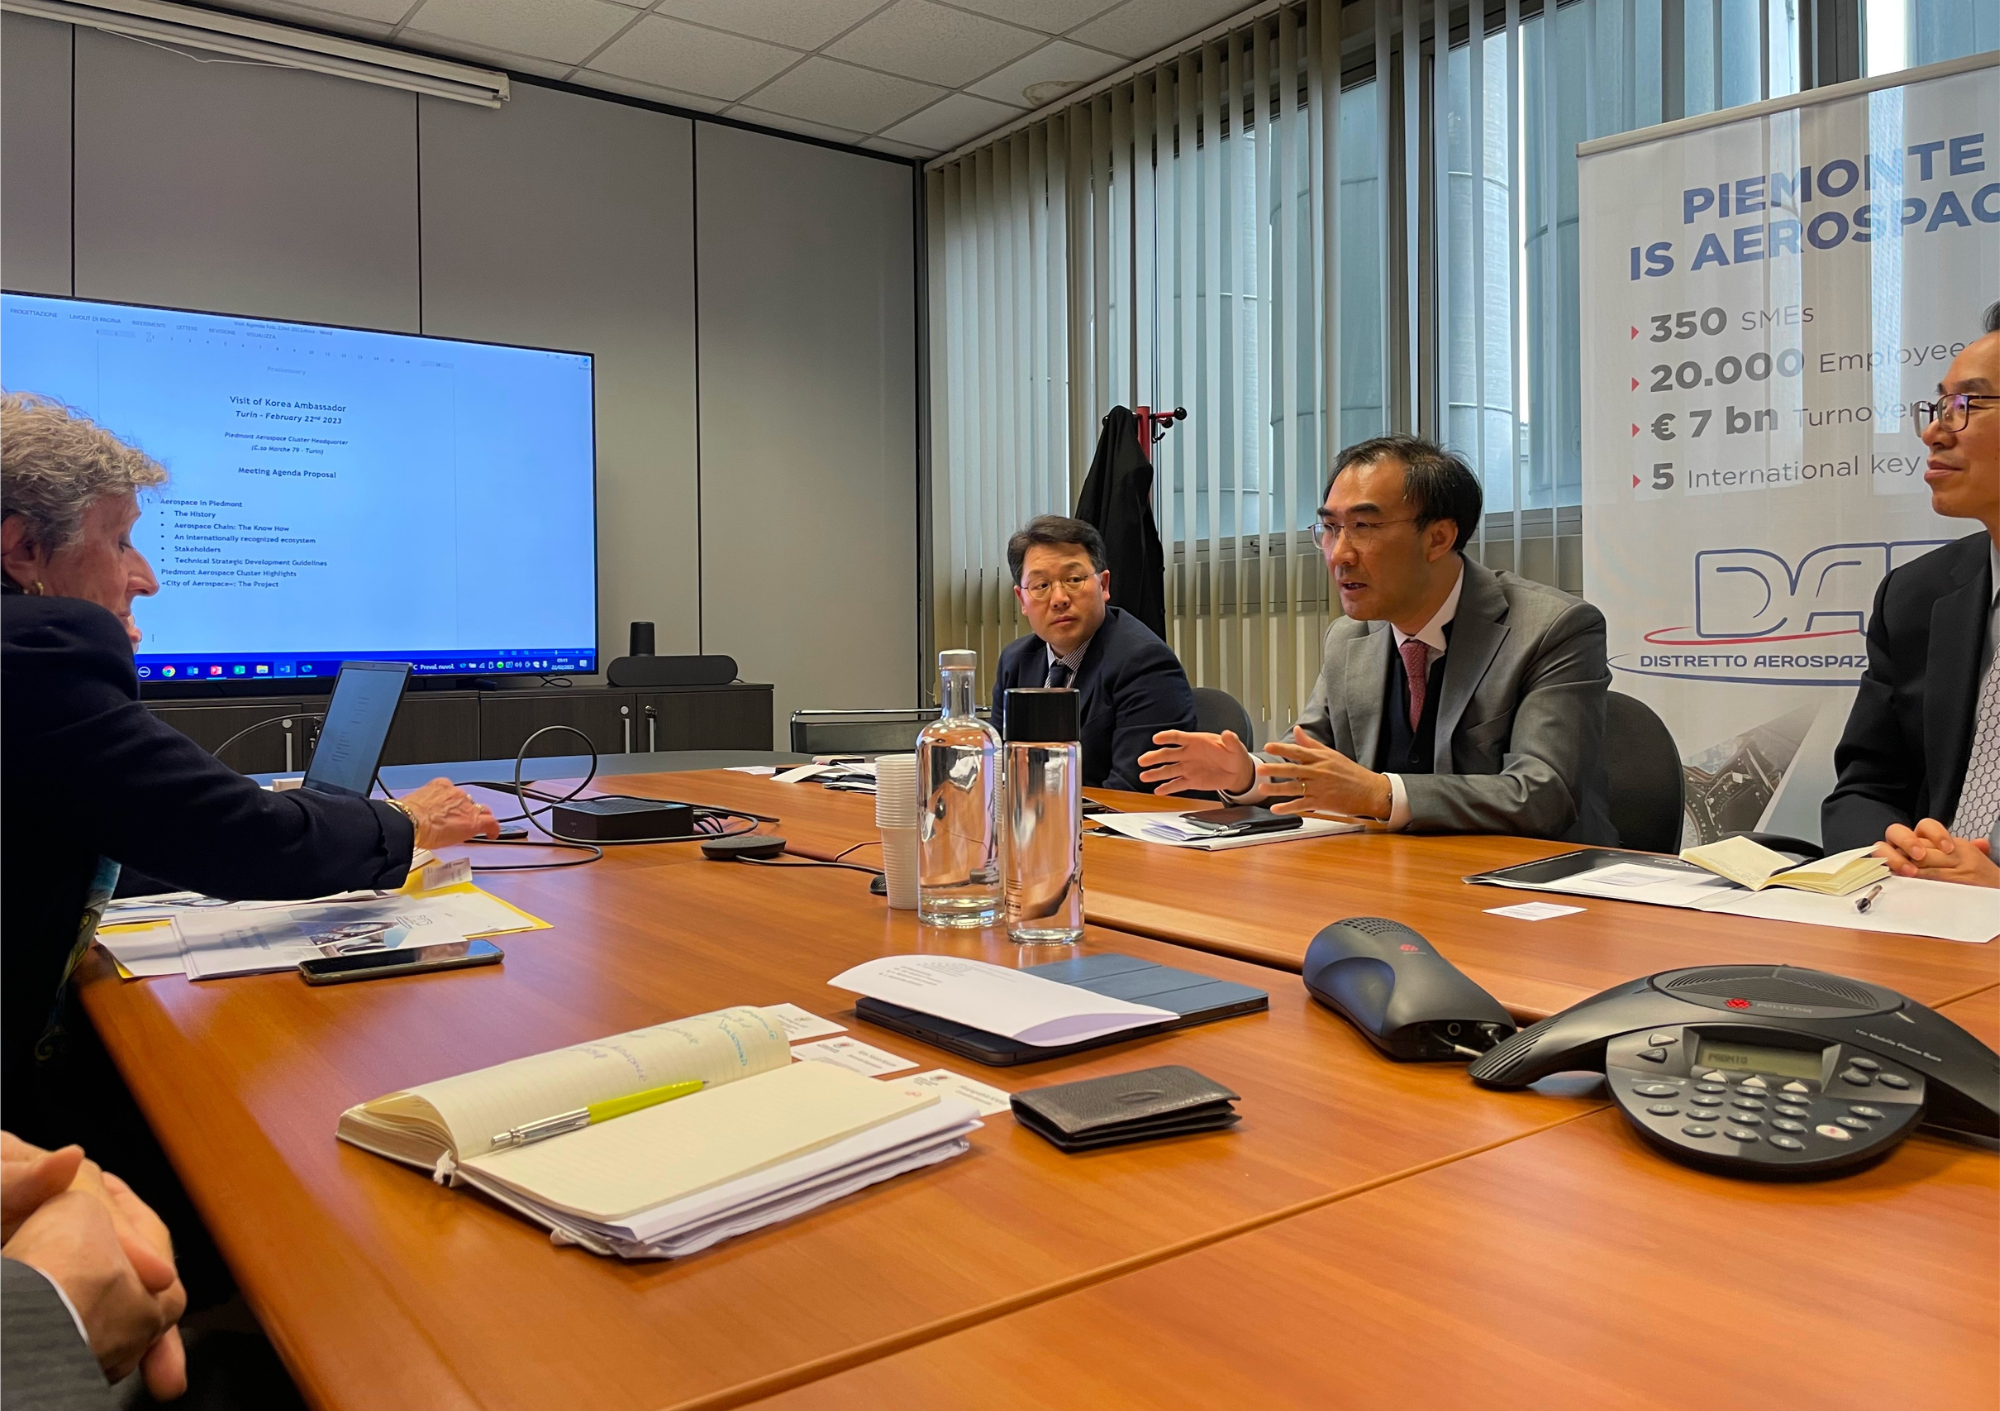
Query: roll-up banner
xmin=1579 ymin=53 xmax=2000 ymax=847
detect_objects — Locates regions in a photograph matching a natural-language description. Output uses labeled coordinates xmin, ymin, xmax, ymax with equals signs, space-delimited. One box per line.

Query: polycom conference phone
xmin=1469 ymin=965 xmax=1999 ymax=1178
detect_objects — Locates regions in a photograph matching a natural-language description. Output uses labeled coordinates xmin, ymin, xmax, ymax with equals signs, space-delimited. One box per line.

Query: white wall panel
xmin=417 ymin=85 xmax=701 ymax=666
xmin=71 ymin=26 xmax=419 ymax=331
xmin=695 ymin=125 xmax=918 ymax=726
xmin=1 ymin=13 xmax=72 ymax=296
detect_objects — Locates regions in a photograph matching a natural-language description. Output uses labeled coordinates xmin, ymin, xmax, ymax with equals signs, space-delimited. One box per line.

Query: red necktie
xmin=1399 ymin=639 xmax=1430 ymax=731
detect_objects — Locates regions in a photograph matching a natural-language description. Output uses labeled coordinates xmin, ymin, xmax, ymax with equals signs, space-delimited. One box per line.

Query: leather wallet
xmin=1010 ymin=1065 xmax=1240 ymax=1151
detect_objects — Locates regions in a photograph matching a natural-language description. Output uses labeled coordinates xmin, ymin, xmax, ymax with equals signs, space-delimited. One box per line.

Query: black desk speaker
xmin=606 ymin=654 xmax=738 ymax=688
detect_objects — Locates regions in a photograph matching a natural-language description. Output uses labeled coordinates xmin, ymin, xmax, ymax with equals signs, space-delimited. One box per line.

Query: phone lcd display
xmin=1695 ymin=1037 xmax=1825 ymax=1080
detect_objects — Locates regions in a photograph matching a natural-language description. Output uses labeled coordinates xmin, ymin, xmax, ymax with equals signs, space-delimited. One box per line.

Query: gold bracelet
xmin=385 ymin=797 xmax=419 ymax=840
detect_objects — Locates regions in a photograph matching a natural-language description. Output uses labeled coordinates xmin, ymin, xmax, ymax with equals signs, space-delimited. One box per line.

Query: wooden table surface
xmin=739 ymin=1105 xmax=2000 ymax=1411
xmin=78 ymin=844 xmax=1610 ymax=1411
xmin=602 ymin=769 xmax=2000 ymax=1020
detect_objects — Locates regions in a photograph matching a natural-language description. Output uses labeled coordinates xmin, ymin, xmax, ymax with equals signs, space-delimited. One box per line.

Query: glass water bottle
xmin=1001 ymin=687 xmax=1084 ymax=944
xmin=917 ymin=650 xmax=1001 ymax=926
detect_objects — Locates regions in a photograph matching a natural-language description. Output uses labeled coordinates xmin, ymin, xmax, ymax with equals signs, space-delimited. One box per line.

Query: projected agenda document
xmin=0 ymin=294 xmax=597 ymax=681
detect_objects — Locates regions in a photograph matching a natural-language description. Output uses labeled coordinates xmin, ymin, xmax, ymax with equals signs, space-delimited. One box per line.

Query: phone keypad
xmin=1608 ymin=1031 xmax=1923 ymax=1169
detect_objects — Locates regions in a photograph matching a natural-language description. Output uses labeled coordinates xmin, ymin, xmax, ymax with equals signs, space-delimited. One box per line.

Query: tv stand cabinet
xmin=145 ymin=683 xmax=774 ymax=775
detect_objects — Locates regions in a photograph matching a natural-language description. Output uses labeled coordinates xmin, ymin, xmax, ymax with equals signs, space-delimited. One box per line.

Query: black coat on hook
xmin=1075 ymin=406 xmax=1167 ymax=642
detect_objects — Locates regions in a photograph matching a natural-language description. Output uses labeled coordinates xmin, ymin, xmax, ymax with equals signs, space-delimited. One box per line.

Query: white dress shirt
xmin=1380 ymin=559 xmax=1465 ymax=830
xmin=1221 ymin=559 xmax=1464 ymax=822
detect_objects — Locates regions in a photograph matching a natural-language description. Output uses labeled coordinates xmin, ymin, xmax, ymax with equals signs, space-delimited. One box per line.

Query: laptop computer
xmin=301 ymin=661 xmax=412 ymax=799
xmin=855 ymin=953 xmax=1269 ymax=1067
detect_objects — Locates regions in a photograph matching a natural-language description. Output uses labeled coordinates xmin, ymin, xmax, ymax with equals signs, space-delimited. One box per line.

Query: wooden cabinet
xmin=146 ymin=701 xmax=317 ymax=774
xmin=148 ymin=684 xmax=775 ymax=772
xmin=379 ymin=693 xmax=481 ymax=767
xmin=478 ymin=690 xmax=635 ymax=761
xmin=630 ymin=688 xmax=773 ymax=752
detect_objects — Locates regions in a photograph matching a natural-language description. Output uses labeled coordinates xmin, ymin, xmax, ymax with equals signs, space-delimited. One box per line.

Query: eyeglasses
xmin=1913 ymin=393 xmax=1999 ymax=432
xmin=1309 ymin=516 xmax=1418 ymax=548
xmin=1019 ymin=572 xmax=1097 ymax=600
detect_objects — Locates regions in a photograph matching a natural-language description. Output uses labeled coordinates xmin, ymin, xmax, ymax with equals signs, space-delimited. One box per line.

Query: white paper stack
xmin=1089 ymin=810 xmax=1363 ymax=850
xmin=828 ymin=954 xmax=1177 ymax=1046
xmin=459 ymin=1098 xmax=980 ymax=1258
xmin=95 ymin=888 xmax=542 ymax=980
xmin=337 ymin=1010 xmax=980 ymax=1260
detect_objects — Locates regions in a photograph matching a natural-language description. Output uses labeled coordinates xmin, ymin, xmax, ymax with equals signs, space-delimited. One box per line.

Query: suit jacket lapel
xmin=1924 ymin=545 xmax=1990 ymax=817
xmin=1434 ymin=558 xmax=1509 ymax=771
xmin=1070 ymin=610 xmax=1116 ymax=707
xmin=1342 ymin=625 xmax=1391 ymax=765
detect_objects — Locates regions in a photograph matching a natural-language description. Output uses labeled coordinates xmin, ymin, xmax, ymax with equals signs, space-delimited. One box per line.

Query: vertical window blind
xmin=923 ymin=0 xmax=1982 ymax=738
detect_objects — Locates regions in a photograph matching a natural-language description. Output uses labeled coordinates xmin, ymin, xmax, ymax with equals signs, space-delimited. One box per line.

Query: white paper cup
xmin=874 ymin=753 xmax=919 ymax=829
xmin=879 ymin=824 xmax=921 ymax=910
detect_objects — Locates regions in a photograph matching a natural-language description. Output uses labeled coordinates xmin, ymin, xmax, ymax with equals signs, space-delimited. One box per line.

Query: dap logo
xmin=1612 ymin=539 xmax=1951 ymax=687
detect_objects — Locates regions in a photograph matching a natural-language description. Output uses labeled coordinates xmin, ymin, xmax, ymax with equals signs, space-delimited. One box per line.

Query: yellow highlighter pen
xmin=488 ymin=1079 xmax=704 ymax=1150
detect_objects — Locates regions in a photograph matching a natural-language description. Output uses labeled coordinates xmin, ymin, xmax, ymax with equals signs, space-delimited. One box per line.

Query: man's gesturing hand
xmin=1261 ymin=728 xmax=1394 ymax=820
xmin=1139 ymin=730 xmax=1260 ymax=796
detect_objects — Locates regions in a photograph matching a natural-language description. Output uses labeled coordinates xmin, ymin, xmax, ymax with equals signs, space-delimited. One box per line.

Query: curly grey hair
xmin=1 ymin=391 xmax=168 ymax=556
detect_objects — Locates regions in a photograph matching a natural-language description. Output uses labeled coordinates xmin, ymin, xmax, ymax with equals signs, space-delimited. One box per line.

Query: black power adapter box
xmin=551 ymin=797 xmax=697 ymax=841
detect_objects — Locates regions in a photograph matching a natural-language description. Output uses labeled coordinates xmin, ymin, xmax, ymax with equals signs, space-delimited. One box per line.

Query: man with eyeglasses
xmin=1823 ymin=327 xmax=2000 ymax=888
xmin=1139 ymin=435 xmax=1615 ymax=843
xmin=989 ymin=515 xmax=1196 ymax=791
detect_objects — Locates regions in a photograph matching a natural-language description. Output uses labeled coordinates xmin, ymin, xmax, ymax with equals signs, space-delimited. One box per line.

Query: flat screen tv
xmin=1 ymin=292 xmax=597 ymax=684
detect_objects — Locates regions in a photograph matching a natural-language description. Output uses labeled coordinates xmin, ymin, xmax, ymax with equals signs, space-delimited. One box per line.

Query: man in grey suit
xmin=1139 ymin=435 xmax=1614 ymax=843
xmin=3 ymin=1130 xmax=186 ymax=1409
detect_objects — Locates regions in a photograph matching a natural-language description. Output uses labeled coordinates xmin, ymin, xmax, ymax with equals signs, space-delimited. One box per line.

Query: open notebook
xmin=1680 ymin=839 xmax=1889 ymax=896
xmin=338 ymin=1007 xmax=979 ymax=1257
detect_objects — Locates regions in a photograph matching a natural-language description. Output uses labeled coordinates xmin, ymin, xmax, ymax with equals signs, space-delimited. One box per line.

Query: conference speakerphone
xmin=1471 ymin=965 xmax=2000 ymax=1178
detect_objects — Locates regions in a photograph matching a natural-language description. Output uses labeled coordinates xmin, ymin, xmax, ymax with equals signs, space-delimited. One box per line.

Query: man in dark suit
xmin=990 ymin=516 xmax=1196 ymax=791
xmin=1138 ymin=436 xmax=1614 ymax=843
xmin=1824 ymin=329 xmax=2000 ymax=887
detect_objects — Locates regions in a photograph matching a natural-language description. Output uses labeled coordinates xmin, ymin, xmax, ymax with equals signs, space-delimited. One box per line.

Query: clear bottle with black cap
xmin=1001 ymin=687 xmax=1084 ymax=944
xmin=917 ymin=649 xmax=1001 ymax=926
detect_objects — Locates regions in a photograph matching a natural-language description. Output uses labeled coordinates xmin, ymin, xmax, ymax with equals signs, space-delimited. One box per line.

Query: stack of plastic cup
xmin=873 ymin=753 xmax=921 ymax=910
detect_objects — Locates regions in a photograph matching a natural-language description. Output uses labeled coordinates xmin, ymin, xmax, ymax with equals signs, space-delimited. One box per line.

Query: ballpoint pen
xmin=1854 ymin=883 xmax=1884 ymax=914
xmin=488 ymin=1079 xmax=704 ymax=1150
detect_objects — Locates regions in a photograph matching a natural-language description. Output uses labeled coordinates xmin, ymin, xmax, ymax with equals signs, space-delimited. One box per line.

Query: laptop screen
xmin=303 ymin=661 xmax=412 ymax=799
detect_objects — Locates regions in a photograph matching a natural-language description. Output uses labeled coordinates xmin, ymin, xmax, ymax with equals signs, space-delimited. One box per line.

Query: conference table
xmin=598 ymin=768 xmax=2000 ymax=1018
xmin=75 ymin=764 xmax=1997 ymax=1411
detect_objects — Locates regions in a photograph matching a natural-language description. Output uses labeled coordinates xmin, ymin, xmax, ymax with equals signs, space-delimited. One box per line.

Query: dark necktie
xmin=1047 ymin=660 xmax=1074 ymax=689
xmin=1399 ymin=639 xmax=1430 ymax=731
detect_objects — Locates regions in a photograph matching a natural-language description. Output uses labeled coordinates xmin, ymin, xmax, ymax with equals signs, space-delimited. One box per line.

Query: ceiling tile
xmin=744 ymin=56 xmax=943 ymax=133
xmin=943 ymin=0 xmax=1125 ymax=33
xmin=400 ymin=0 xmax=632 ymax=66
xmin=966 ymin=39 xmax=1125 ymax=108
xmin=210 ymin=0 xmax=406 ymax=32
xmin=396 ymin=31 xmax=574 ymax=78
xmin=876 ymin=91 xmax=1019 ymax=151
xmin=568 ymin=70 xmax=729 ymax=111
xmin=727 ymin=108 xmax=869 ymax=145
xmin=1068 ymin=0 xmax=1251 ymax=60
xmin=826 ymin=0 xmax=1043 ymax=88
xmin=589 ymin=13 xmax=801 ymax=101
xmin=860 ymin=135 xmax=935 ymax=158
xmin=651 ymin=0 xmax=887 ymax=51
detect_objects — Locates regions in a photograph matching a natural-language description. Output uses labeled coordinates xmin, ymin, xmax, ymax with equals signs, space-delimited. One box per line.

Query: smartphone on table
xmin=299 ymin=938 xmax=504 ymax=985
xmin=1177 ymin=805 xmax=1303 ymax=837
